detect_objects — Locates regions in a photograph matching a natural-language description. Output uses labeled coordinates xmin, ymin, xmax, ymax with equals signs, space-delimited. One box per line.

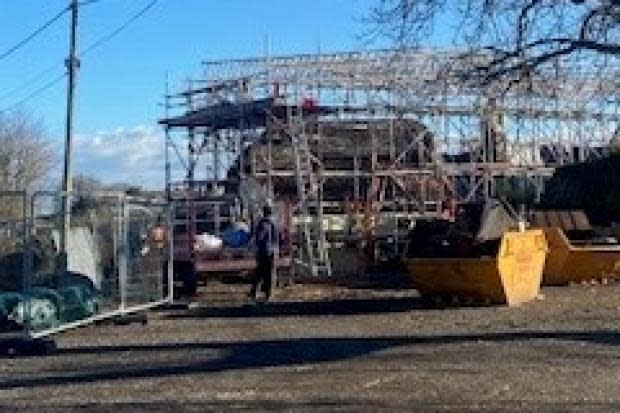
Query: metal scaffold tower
xmin=160 ymin=47 xmax=619 ymax=274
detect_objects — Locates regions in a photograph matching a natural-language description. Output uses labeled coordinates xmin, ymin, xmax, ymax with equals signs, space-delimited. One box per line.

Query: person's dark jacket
xmin=254 ymin=217 xmax=278 ymax=257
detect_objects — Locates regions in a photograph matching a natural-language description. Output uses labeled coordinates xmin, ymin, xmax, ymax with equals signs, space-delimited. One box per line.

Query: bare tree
xmin=367 ymin=0 xmax=619 ymax=85
xmin=72 ymin=175 xmax=106 ymax=194
xmin=0 ymin=111 xmax=56 ymax=219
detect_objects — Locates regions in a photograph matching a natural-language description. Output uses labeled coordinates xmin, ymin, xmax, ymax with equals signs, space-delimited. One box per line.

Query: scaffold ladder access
xmin=290 ymin=118 xmax=332 ymax=278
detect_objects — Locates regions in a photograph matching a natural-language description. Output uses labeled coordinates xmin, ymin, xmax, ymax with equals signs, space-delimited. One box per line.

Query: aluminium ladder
xmin=265 ymin=110 xmax=331 ymax=278
xmin=289 ymin=121 xmax=332 ymax=278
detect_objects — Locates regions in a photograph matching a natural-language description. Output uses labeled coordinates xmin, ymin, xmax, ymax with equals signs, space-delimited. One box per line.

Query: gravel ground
xmin=3 ymin=280 xmax=620 ymax=412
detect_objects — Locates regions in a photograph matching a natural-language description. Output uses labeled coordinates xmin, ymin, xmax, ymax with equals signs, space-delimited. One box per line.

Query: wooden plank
xmin=571 ymin=210 xmax=592 ymax=231
xmin=559 ymin=210 xmax=575 ymax=231
xmin=195 ymin=256 xmax=292 ymax=273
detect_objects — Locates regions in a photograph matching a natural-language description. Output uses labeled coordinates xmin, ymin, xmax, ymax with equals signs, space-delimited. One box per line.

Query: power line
xmin=0 ymin=0 xmax=159 ymax=110
xmin=81 ymin=0 xmax=159 ymax=57
xmin=78 ymin=0 xmax=105 ymax=5
xmin=0 ymin=63 xmax=61 ymax=102
xmin=0 ymin=0 xmax=119 ymax=102
xmin=0 ymin=73 xmax=66 ymax=113
xmin=0 ymin=6 xmax=69 ymax=62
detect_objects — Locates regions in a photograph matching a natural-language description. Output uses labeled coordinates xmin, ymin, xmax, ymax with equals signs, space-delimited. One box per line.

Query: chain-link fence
xmin=0 ymin=191 xmax=172 ymax=340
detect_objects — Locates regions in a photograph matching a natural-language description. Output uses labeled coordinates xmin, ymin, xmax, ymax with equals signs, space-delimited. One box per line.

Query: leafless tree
xmin=72 ymin=175 xmax=106 ymax=193
xmin=367 ymin=0 xmax=619 ymax=86
xmin=0 ymin=111 xmax=56 ymax=220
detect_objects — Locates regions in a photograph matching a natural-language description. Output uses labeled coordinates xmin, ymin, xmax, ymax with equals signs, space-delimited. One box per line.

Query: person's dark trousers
xmin=251 ymin=253 xmax=274 ymax=300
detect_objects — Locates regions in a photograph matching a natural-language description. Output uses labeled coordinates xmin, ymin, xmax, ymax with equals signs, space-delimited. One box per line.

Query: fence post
xmin=23 ymin=191 xmax=32 ymax=335
xmin=167 ymin=201 xmax=174 ymax=303
xmin=119 ymin=198 xmax=128 ymax=311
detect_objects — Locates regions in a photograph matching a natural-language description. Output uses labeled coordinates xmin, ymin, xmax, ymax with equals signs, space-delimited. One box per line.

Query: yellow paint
xmin=406 ymin=230 xmax=547 ymax=306
xmin=541 ymin=227 xmax=620 ymax=286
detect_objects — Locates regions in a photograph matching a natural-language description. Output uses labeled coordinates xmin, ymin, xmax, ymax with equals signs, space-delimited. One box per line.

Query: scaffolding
xmin=160 ymin=48 xmax=619 ymax=275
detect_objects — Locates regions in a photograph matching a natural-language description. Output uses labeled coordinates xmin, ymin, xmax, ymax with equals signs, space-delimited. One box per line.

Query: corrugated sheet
xmin=531 ymin=210 xmax=591 ymax=231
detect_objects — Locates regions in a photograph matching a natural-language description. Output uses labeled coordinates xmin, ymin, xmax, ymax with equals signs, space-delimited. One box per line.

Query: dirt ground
xmin=3 ymin=279 xmax=620 ymax=412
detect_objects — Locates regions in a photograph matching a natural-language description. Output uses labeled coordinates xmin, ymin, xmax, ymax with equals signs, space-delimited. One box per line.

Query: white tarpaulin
xmin=52 ymin=227 xmax=101 ymax=289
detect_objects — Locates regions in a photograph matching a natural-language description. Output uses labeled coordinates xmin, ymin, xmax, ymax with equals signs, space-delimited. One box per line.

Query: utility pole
xmin=59 ymin=0 xmax=79 ymax=271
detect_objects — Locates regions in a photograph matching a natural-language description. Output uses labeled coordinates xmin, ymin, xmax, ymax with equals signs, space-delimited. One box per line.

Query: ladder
xmin=290 ymin=125 xmax=331 ymax=278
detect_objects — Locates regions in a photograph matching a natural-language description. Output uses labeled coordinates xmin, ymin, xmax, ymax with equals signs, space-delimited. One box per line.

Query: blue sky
xmin=0 ymin=1 xmax=449 ymax=187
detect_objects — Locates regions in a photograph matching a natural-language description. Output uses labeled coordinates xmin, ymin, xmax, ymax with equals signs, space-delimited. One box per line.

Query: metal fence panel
xmin=1 ymin=191 xmax=172 ymax=339
xmin=123 ymin=202 xmax=169 ymax=308
xmin=0 ymin=192 xmax=28 ymax=338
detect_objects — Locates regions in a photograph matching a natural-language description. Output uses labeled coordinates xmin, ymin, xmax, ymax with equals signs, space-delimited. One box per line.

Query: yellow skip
xmin=541 ymin=227 xmax=620 ymax=286
xmin=407 ymin=230 xmax=547 ymax=306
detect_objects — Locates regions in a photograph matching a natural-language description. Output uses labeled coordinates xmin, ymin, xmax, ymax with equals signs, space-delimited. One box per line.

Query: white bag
xmin=194 ymin=233 xmax=223 ymax=252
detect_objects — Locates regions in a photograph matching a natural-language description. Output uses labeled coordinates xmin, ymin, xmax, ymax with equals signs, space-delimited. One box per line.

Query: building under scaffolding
xmin=159 ymin=48 xmax=619 ymax=277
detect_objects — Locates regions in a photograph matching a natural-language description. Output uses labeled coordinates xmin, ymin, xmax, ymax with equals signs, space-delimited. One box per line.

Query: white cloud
xmin=73 ymin=125 xmax=237 ymax=190
xmin=74 ymin=126 xmax=165 ymax=189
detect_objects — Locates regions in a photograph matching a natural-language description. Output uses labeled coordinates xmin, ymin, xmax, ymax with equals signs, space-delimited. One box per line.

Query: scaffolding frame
xmin=160 ymin=48 xmax=619 ymax=269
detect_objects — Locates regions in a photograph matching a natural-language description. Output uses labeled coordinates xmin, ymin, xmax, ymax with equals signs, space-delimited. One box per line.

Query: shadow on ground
xmin=289 ymin=268 xmax=414 ymax=291
xmin=2 ymin=330 xmax=620 ymax=390
xmin=165 ymin=297 xmax=427 ymax=319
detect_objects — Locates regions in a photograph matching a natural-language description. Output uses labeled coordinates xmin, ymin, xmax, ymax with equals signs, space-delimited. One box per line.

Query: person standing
xmin=250 ymin=205 xmax=278 ymax=301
